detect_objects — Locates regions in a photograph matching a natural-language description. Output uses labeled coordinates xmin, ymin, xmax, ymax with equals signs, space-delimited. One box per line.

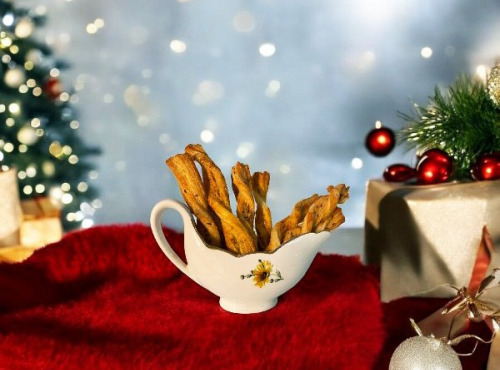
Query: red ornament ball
xmin=416 ymin=149 xmax=453 ymax=185
xmin=365 ymin=127 xmax=395 ymax=157
xmin=383 ymin=164 xmax=416 ymax=182
xmin=471 ymin=153 xmax=500 ymax=181
xmin=43 ymin=77 xmax=63 ymax=100
xmin=417 ymin=148 xmax=453 ymax=170
xmin=417 ymin=160 xmax=450 ymax=184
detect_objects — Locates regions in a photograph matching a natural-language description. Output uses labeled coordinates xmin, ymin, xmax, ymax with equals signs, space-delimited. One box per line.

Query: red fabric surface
xmin=0 ymin=225 xmax=490 ymax=369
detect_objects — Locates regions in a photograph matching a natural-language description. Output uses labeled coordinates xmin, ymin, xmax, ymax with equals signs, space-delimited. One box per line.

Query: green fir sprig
xmin=398 ymin=74 xmax=500 ymax=179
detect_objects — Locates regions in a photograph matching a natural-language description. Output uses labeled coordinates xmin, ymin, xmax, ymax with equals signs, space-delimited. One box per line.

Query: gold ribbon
xmin=409 ymin=318 xmax=494 ymax=357
xmin=417 ymin=226 xmax=500 ymax=369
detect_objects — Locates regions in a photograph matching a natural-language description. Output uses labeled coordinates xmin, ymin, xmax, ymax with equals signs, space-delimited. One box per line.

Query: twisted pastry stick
xmin=166 ymin=154 xmax=222 ymax=247
xmin=251 ymin=171 xmax=272 ymax=250
xmin=168 ymin=144 xmax=349 ymax=255
xmin=324 ymin=208 xmax=345 ymax=231
xmin=185 ymin=144 xmax=231 ymax=209
xmin=185 ymin=144 xmax=231 ymax=248
xmin=301 ymin=185 xmax=349 ymax=234
xmin=266 ymin=185 xmax=349 ymax=251
xmin=231 ymin=162 xmax=258 ymax=247
xmin=336 ymin=184 xmax=350 ymax=205
xmin=208 ymin=196 xmax=257 ymax=254
xmin=266 ymin=194 xmax=319 ymax=251
xmin=314 ymin=185 xmax=349 ymax=232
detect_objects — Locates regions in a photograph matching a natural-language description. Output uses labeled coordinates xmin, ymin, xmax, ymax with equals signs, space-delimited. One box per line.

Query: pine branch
xmin=398 ymin=74 xmax=500 ymax=179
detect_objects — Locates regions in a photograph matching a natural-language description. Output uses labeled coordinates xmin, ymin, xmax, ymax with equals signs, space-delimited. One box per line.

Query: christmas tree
xmin=0 ymin=1 xmax=100 ymax=230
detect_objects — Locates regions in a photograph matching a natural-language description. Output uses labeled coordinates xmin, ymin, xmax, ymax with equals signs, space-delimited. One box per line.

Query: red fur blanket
xmin=0 ymin=225 xmax=489 ymax=369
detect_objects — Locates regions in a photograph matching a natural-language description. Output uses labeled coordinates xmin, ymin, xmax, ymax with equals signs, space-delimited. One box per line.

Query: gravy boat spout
xmin=151 ymin=199 xmax=331 ymax=314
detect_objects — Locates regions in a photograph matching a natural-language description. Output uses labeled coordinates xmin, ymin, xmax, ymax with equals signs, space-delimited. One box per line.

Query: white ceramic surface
xmin=150 ymin=199 xmax=331 ymax=314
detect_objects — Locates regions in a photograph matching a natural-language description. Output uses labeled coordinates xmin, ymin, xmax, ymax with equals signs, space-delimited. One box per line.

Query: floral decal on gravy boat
xmin=241 ymin=259 xmax=284 ymax=288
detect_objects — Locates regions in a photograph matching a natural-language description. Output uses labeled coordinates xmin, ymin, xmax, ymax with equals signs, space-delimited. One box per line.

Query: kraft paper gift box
xmin=0 ymin=168 xmax=22 ymax=247
xmin=20 ymin=197 xmax=63 ymax=248
xmin=364 ymin=179 xmax=500 ymax=302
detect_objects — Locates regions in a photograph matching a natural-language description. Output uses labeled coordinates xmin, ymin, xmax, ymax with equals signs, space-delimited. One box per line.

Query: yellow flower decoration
xmin=241 ymin=259 xmax=284 ymax=288
xmin=252 ymin=260 xmax=273 ymax=288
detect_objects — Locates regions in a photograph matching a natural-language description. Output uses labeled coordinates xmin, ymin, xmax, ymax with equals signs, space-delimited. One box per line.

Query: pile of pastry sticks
xmin=166 ymin=144 xmax=349 ymax=255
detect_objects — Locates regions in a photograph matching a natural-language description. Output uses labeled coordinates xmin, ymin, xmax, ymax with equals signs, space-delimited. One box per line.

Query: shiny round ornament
xmin=389 ymin=336 xmax=462 ymax=370
xmin=416 ymin=149 xmax=453 ymax=185
xmin=487 ymin=64 xmax=500 ymax=107
xmin=383 ymin=164 xmax=416 ymax=182
xmin=417 ymin=148 xmax=453 ymax=169
xmin=43 ymin=77 xmax=63 ymax=100
xmin=471 ymin=153 xmax=500 ymax=181
xmin=365 ymin=126 xmax=395 ymax=157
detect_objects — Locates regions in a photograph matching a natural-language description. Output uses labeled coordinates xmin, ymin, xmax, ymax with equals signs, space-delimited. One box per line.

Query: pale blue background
xmin=18 ymin=0 xmax=500 ymax=230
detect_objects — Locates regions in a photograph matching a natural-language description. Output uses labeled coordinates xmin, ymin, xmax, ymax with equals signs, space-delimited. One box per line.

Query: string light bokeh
xmin=0 ymin=2 xmax=100 ymax=230
xmin=14 ymin=0 xmax=500 ymax=229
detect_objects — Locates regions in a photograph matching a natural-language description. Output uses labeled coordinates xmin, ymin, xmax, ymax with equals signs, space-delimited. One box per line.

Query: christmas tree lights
xmin=0 ymin=0 xmax=100 ymax=230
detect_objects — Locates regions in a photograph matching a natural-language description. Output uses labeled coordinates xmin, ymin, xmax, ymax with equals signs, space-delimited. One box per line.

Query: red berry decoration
xmin=416 ymin=149 xmax=453 ymax=185
xmin=43 ymin=77 xmax=63 ymax=100
xmin=383 ymin=164 xmax=416 ymax=182
xmin=471 ymin=153 xmax=500 ymax=181
xmin=365 ymin=126 xmax=395 ymax=157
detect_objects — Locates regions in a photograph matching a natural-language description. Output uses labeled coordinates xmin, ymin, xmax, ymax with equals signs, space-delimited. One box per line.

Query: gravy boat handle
xmin=150 ymin=199 xmax=196 ymax=281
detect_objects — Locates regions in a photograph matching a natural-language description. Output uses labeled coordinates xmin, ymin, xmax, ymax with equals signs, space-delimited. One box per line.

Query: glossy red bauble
xmin=365 ymin=127 xmax=395 ymax=157
xmin=471 ymin=153 xmax=500 ymax=181
xmin=415 ymin=149 xmax=453 ymax=185
xmin=416 ymin=158 xmax=452 ymax=184
xmin=383 ymin=164 xmax=416 ymax=182
xmin=417 ymin=148 xmax=453 ymax=170
xmin=43 ymin=77 xmax=63 ymax=100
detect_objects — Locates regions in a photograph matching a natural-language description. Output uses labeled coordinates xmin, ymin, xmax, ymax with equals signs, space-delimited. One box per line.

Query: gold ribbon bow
xmin=417 ymin=226 xmax=500 ymax=369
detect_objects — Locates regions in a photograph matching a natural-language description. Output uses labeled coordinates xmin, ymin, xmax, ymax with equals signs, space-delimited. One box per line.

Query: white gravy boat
xmin=150 ymin=199 xmax=331 ymax=314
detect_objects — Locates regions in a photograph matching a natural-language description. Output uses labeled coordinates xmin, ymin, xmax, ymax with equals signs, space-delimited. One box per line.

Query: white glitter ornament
xmin=389 ymin=336 xmax=462 ymax=370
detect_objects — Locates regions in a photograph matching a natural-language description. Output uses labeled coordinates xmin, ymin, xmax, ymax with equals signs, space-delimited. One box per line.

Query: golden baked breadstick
xmin=313 ymin=186 xmax=346 ymax=232
xmin=251 ymin=171 xmax=272 ymax=250
xmin=303 ymin=186 xmax=338 ymax=233
xmin=208 ymin=196 xmax=257 ymax=255
xmin=336 ymin=184 xmax=350 ymax=204
xmin=286 ymin=194 xmax=320 ymax=229
xmin=231 ymin=162 xmax=258 ymax=246
xmin=266 ymin=185 xmax=348 ymax=250
xmin=267 ymin=219 xmax=285 ymax=252
xmin=185 ymin=144 xmax=231 ymax=209
xmin=266 ymin=194 xmax=319 ymax=251
xmin=167 ymin=144 xmax=349 ymax=255
xmin=166 ymin=154 xmax=222 ymax=247
xmin=303 ymin=185 xmax=348 ymax=234
xmin=301 ymin=194 xmax=329 ymax=234
xmin=325 ymin=208 xmax=345 ymax=231
xmin=282 ymin=225 xmax=304 ymax=245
